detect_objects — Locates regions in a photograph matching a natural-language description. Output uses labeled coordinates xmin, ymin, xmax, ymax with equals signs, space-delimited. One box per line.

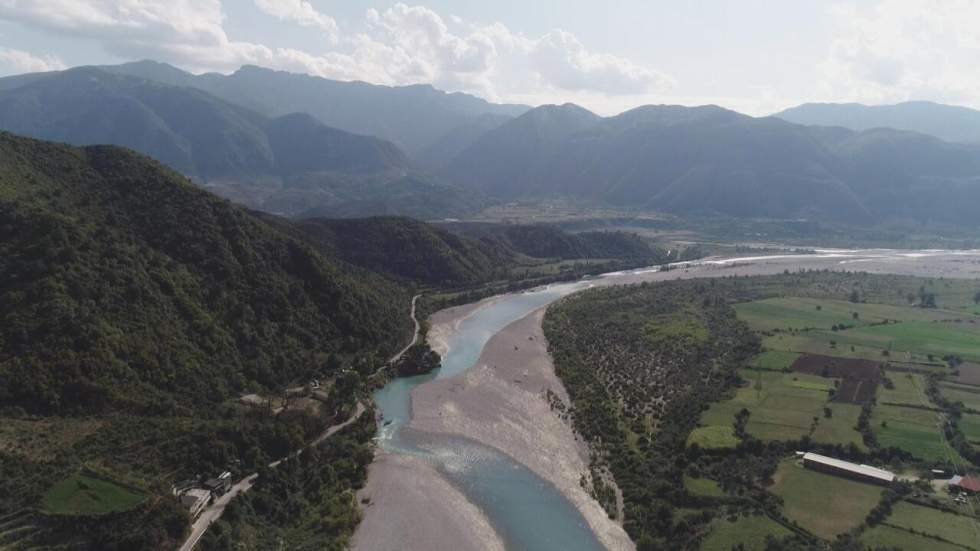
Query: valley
xmin=0 ymin=26 xmax=979 ymax=550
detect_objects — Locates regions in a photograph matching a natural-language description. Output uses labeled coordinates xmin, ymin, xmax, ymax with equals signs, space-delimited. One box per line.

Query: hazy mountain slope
xmin=0 ymin=67 xmax=485 ymax=219
xmin=775 ymin=101 xmax=980 ymax=144
xmin=415 ymin=113 xmax=513 ymax=169
xmin=443 ymin=103 xmax=602 ymax=199
xmin=446 ymin=103 xmax=980 ymax=224
xmin=101 ymin=60 xmax=529 ymax=156
xmin=0 ymin=131 xmax=411 ymax=415
xmin=0 ymin=67 xmax=408 ymax=180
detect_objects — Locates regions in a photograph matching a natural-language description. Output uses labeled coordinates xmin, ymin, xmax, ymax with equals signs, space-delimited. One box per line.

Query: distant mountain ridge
xmin=444 ymin=102 xmax=980 ymax=226
xmin=98 ymin=60 xmax=529 ymax=157
xmin=0 ymin=65 xmax=482 ymax=219
xmin=774 ymin=101 xmax=980 ymax=144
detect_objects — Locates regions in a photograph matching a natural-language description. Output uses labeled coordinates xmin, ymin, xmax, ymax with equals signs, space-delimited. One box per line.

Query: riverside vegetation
xmin=545 ymin=271 xmax=980 ymax=550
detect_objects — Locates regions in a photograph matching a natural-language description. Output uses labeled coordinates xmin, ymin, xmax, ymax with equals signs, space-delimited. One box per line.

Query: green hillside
xmin=0 ymin=132 xmax=411 ymax=415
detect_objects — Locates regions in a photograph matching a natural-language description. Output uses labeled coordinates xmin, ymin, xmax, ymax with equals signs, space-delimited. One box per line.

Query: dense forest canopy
xmin=0 ymin=132 xmax=412 ymax=415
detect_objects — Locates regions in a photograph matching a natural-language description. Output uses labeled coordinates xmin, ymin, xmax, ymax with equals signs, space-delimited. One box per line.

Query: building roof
xmin=802 ymin=452 xmax=896 ymax=483
xmin=953 ymin=475 xmax=980 ymax=492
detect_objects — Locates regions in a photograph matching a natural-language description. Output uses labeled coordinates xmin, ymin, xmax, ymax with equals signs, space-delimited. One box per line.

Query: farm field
xmin=941 ymin=382 xmax=980 ymax=411
xmin=698 ymin=368 xmax=831 ymax=443
xmin=860 ymin=524 xmax=968 ymax=551
xmin=686 ymin=425 xmax=738 ymax=449
xmin=683 ymin=475 xmax=725 ymax=498
xmin=870 ymin=404 xmax=961 ymax=462
xmin=42 ymin=473 xmax=145 ymax=515
xmin=953 ymin=362 xmax=980 ymax=386
xmin=878 ymin=372 xmax=928 ymax=407
xmin=959 ymin=413 xmax=980 ymax=445
xmin=733 ymin=297 xmax=962 ymax=333
xmin=768 ymin=459 xmax=883 ymax=539
xmin=828 ymin=321 xmax=980 ymax=363
xmin=699 ymin=514 xmax=792 ymax=551
xmin=883 ymin=501 xmax=980 ymax=549
xmin=810 ymin=402 xmax=866 ymax=449
xmin=750 ymin=350 xmax=799 ymax=370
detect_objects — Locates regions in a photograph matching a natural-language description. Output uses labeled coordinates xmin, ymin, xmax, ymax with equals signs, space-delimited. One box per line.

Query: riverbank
xmin=354 ymin=249 xmax=980 ymax=550
xmin=411 ymin=305 xmax=634 ymax=551
xmin=352 ymin=452 xmax=505 ymax=551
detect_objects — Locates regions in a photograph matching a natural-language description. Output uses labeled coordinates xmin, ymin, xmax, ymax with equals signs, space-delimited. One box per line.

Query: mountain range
xmin=444 ymin=103 xmax=980 ymax=225
xmin=3 ymin=61 xmax=980 ymax=227
xmin=0 ymin=65 xmax=489 ymax=219
xmin=775 ymin=101 xmax=980 ymax=144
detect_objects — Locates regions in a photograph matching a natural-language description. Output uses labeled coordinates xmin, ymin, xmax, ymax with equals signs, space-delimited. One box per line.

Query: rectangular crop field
xmin=769 ymin=459 xmax=883 ymax=539
xmin=861 ymin=524 xmax=966 ymax=551
xmin=42 ymin=473 xmax=145 ymax=515
xmin=810 ymin=402 xmax=865 ymax=449
xmin=700 ymin=514 xmax=792 ymax=551
xmin=940 ymin=382 xmax=980 ymax=411
xmin=871 ymin=404 xmax=960 ymax=462
xmin=878 ymin=372 xmax=928 ymax=407
xmin=733 ymin=298 xmax=962 ymax=333
xmin=883 ymin=501 xmax=980 ymax=549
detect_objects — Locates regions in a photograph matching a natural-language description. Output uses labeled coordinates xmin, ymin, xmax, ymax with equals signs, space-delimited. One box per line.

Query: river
xmin=366 ymin=248 xmax=980 ymax=550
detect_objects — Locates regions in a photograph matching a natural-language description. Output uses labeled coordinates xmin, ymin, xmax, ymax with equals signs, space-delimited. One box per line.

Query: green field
xmin=959 ymin=413 xmax=980 ymax=445
xmin=769 ymin=459 xmax=883 ymax=539
xmin=687 ymin=425 xmax=738 ymax=449
xmin=700 ymin=514 xmax=792 ymax=551
xmin=42 ymin=474 xmax=145 ymax=515
xmin=878 ymin=372 xmax=928 ymax=407
xmin=750 ymin=350 xmax=800 ymax=370
xmin=883 ymin=501 xmax=980 ymax=549
xmin=696 ymin=366 xmax=864 ymax=445
xmin=861 ymin=524 xmax=968 ymax=551
xmin=810 ymin=402 xmax=866 ymax=449
xmin=941 ymin=382 xmax=980 ymax=411
xmin=871 ymin=404 xmax=962 ymax=462
xmin=734 ymin=297 xmax=962 ymax=333
xmin=684 ymin=475 xmax=725 ymax=498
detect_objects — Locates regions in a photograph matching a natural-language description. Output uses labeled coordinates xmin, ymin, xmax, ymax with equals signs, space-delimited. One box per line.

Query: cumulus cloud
xmin=819 ymin=0 xmax=980 ymax=105
xmin=0 ymin=47 xmax=65 ymax=73
xmin=253 ymin=0 xmax=338 ymax=42
xmin=0 ymin=1 xmax=673 ymax=105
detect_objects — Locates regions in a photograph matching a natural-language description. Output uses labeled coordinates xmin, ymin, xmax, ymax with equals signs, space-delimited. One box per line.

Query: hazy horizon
xmin=1 ymin=1 xmax=977 ymax=116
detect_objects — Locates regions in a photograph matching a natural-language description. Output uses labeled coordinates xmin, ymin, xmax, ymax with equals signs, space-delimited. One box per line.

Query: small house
xmin=950 ymin=474 xmax=980 ymax=494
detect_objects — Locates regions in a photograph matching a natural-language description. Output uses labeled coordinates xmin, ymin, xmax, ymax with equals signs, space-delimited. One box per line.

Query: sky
xmin=0 ymin=0 xmax=977 ymax=116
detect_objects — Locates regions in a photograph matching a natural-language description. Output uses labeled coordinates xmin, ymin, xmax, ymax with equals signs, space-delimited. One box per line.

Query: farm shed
xmin=950 ymin=474 xmax=980 ymax=494
xmin=801 ymin=452 xmax=896 ymax=485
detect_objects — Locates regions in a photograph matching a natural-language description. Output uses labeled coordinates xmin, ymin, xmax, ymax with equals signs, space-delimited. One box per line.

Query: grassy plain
xmin=883 ymin=501 xmax=980 ymax=549
xmin=860 ymin=524 xmax=967 ymax=551
xmin=696 ymin=367 xmax=866 ymax=445
xmin=686 ymin=425 xmax=738 ymax=449
xmin=700 ymin=514 xmax=792 ymax=551
xmin=683 ymin=475 xmax=725 ymax=498
xmin=769 ymin=459 xmax=883 ymax=539
xmin=42 ymin=473 xmax=145 ymax=515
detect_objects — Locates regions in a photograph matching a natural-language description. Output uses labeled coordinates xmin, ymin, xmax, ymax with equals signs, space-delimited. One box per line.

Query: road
xmin=178 ymin=402 xmax=366 ymax=551
xmin=371 ymin=294 xmax=421 ymax=378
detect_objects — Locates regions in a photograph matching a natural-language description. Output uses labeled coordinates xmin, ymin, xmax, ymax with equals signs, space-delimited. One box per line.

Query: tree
xmin=974 ymin=290 xmax=980 ymax=305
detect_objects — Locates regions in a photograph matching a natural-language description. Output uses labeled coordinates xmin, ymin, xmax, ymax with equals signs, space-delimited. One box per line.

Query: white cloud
xmin=0 ymin=0 xmax=673 ymax=107
xmin=0 ymin=47 xmax=65 ymax=73
xmin=818 ymin=0 xmax=980 ymax=106
xmin=253 ymin=0 xmax=338 ymax=43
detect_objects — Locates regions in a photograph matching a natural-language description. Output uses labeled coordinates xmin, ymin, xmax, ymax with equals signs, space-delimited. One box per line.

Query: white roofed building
xmin=801 ymin=452 xmax=896 ymax=486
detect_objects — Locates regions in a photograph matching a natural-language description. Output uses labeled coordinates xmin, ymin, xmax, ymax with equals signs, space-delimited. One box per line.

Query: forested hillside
xmin=0 ymin=132 xmax=414 ymax=550
xmin=286 ymin=217 xmax=669 ymax=287
xmin=0 ymin=132 xmax=411 ymax=415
